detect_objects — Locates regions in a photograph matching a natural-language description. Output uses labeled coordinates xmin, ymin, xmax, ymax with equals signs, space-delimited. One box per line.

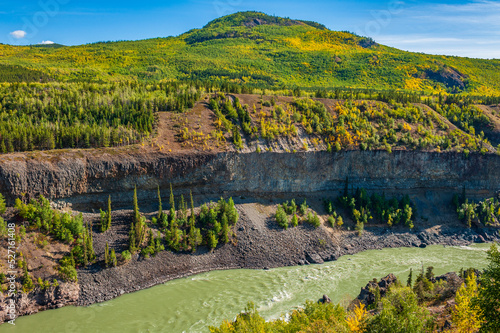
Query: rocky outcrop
xmin=0 ymin=283 xmax=78 ymax=323
xmin=356 ymin=274 xmax=399 ymax=306
xmin=1 ymin=150 xmax=499 ymax=209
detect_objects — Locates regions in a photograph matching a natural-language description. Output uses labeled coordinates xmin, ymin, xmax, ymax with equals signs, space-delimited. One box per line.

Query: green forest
xmin=1 ymin=12 xmax=500 ymax=95
xmin=0 ymin=81 xmax=200 ymax=152
xmin=1 ymin=12 xmax=500 ymax=155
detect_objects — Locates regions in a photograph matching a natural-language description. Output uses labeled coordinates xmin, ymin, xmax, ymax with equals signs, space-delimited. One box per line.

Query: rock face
xmin=0 ymin=283 xmax=78 ymax=323
xmin=1 ymin=149 xmax=500 ymax=322
xmin=1 ymin=150 xmax=499 ymax=208
xmin=356 ymin=274 xmax=399 ymax=306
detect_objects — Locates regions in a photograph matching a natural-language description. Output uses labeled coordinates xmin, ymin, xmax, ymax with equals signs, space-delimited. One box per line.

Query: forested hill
xmin=1 ymin=11 xmax=500 ymax=94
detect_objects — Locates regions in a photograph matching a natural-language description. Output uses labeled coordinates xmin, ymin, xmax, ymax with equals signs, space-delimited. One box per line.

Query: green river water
xmin=1 ymin=244 xmax=493 ymax=333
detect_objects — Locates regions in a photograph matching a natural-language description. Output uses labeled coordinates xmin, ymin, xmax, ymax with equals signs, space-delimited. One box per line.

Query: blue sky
xmin=1 ymin=0 xmax=499 ymax=59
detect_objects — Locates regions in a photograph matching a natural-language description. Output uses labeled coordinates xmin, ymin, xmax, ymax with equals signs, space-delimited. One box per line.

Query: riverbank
xmin=1 ymin=196 xmax=499 ymax=324
xmin=77 ymin=201 xmax=500 ymax=306
xmin=2 ymin=244 xmax=494 ymax=333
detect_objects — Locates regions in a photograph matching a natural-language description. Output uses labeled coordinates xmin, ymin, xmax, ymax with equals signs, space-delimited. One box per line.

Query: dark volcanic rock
xmin=357 ymin=274 xmax=398 ymax=306
xmin=320 ymin=294 xmax=331 ymax=304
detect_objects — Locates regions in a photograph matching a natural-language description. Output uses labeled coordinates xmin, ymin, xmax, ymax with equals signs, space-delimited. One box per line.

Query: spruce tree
xmin=22 ymin=264 xmax=34 ymax=292
xmin=82 ymin=229 xmax=88 ymax=267
xmin=0 ymin=193 xmax=6 ymax=215
xmin=99 ymin=209 xmax=107 ymax=232
xmin=169 ymin=183 xmax=175 ymax=211
xmin=189 ymin=191 xmax=195 ymax=227
xmin=129 ymin=224 xmax=136 ymax=253
xmin=474 ymin=244 xmax=500 ymax=332
xmin=180 ymin=195 xmax=187 ymax=223
xmin=221 ymin=219 xmax=230 ymax=244
xmin=110 ymin=249 xmax=117 ymax=267
xmin=107 ymin=195 xmax=112 ymax=231
xmin=157 ymin=185 xmax=163 ymax=220
xmin=133 ymin=186 xmax=140 ymax=225
xmin=407 ymin=268 xmax=413 ymax=287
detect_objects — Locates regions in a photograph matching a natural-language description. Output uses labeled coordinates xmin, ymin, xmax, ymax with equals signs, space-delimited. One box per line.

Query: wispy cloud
xmin=40 ymin=40 xmax=54 ymax=45
xmin=378 ymin=36 xmax=465 ymax=45
xmin=433 ymin=0 xmax=500 ymax=13
xmin=10 ymin=30 xmax=26 ymax=39
xmin=368 ymin=1 xmax=500 ymax=59
xmin=410 ymin=0 xmax=500 ymax=26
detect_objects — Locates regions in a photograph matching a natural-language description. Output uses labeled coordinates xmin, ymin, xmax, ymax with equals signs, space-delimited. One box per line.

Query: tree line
xmin=0 ymin=81 xmax=201 ymax=153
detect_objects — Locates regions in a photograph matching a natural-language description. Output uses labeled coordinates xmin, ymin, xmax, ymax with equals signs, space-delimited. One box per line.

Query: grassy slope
xmin=1 ymin=12 xmax=499 ymax=94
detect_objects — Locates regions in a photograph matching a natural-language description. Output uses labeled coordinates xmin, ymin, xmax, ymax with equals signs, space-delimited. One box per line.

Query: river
xmin=1 ymin=244 xmax=493 ymax=333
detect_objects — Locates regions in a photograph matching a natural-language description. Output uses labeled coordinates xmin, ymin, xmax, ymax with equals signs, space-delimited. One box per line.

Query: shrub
xmin=337 ymin=215 xmax=344 ymax=228
xmin=355 ymin=220 xmax=364 ymax=236
xmin=327 ymin=216 xmax=335 ymax=227
xmin=121 ymin=250 xmax=132 ymax=262
xmin=307 ymin=212 xmax=321 ymax=228
xmin=299 ymin=199 xmax=308 ymax=215
xmin=276 ymin=206 xmax=289 ymax=229
xmin=367 ymin=286 xmax=432 ymax=333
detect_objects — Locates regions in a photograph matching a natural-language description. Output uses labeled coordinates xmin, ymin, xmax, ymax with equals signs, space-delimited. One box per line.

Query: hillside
xmin=1 ymin=12 xmax=500 ymax=95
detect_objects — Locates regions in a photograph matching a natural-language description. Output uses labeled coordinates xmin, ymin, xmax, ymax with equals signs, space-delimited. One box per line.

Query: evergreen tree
xmin=107 ymin=195 xmax=112 ymax=231
xmin=99 ymin=209 xmax=107 ymax=232
xmin=188 ymin=226 xmax=202 ymax=253
xmin=129 ymin=186 xmax=145 ymax=252
xmin=207 ymin=230 xmax=218 ymax=250
xmin=135 ymin=216 xmax=146 ymax=249
xmin=221 ymin=218 xmax=230 ymax=244
xmin=82 ymin=228 xmax=88 ymax=267
xmin=474 ymin=243 xmax=500 ymax=332
xmin=169 ymin=183 xmax=175 ymax=211
xmin=407 ymin=268 xmax=413 ymax=287
xmin=189 ymin=190 xmax=196 ymax=227
xmin=22 ymin=264 xmax=34 ymax=293
xmin=180 ymin=195 xmax=187 ymax=223
xmin=157 ymin=185 xmax=163 ymax=220
xmin=133 ymin=186 xmax=140 ymax=225
xmin=129 ymin=224 xmax=136 ymax=253
xmin=110 ymin=249 xmax=117 ymax=267
xmin=0 ymin=193 xmax=6 ymax=215
xmin=425 ymin=266 xmax=434 ymax=281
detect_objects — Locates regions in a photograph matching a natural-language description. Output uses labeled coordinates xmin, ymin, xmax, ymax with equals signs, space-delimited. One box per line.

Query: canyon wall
xmin=0 ymin=150 xmax=499 ymax=208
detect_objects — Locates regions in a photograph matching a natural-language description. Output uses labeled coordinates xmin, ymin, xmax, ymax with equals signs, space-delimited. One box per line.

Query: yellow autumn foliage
xmin=346 ymin=302 xmax=368 ymax=332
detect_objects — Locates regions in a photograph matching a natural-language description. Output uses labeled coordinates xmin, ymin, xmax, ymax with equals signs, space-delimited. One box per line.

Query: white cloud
xmin=40 ymin=40 xmax=55 ymax=45
xmin=378 ymin=36 xmax=464 ymax=45
xmin=10 ymin=30 xmax=26 ymax=39
xmin=362 ymin=1 xmax=500 ymax=58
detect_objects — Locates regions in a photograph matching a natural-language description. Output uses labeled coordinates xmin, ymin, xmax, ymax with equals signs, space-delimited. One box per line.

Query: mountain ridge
xmin=0 ymin=11 xmax=499 ymax=94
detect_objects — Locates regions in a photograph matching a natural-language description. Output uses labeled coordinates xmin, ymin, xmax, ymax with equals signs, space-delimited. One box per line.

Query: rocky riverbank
xmin=1 ymin=201 xmax=499 ymax=322
xmin=77 ymin=203 xmax=500 ymax=306
xmin=1 ymin=148 xmax=500 ymax=322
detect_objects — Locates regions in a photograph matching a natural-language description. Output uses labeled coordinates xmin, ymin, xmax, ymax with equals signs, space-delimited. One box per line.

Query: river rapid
xmin=1 ymin=243 xmax=492 ymax=333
